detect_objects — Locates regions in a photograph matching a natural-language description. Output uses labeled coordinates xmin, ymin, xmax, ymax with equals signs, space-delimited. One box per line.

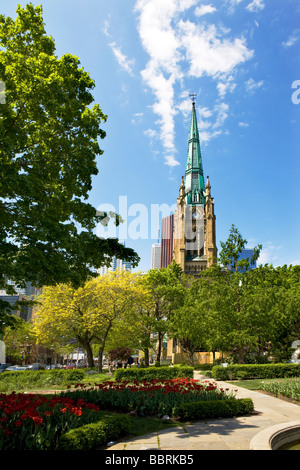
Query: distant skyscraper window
xmin=151 ymin=243 xmax=161 ymax=269
xmin=160 ymin=214 xmax=174 ymax=268
xmin=97 ymin=241 xmax=132 ymax=275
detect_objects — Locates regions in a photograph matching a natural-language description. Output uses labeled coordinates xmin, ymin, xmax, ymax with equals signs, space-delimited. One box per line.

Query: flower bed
xmin=0 ymin=391 xmax=101 ymax=450
xmin=61 ymin=377 xmax=236 ymax=417
xmin=260 ymin=378 xmax=300 ymax=401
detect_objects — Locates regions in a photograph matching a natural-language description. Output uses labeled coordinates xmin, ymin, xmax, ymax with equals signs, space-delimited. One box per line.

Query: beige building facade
xmin=168 ymin=100 xmax=218 ymax=364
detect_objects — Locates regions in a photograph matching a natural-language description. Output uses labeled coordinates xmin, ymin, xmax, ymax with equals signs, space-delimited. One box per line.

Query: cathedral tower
xmin=173 ymin=99 xmax=217 ymax=273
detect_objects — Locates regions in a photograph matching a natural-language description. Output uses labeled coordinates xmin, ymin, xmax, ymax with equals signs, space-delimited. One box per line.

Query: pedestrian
xmin=127 ymin=356 xmax=134 ymax=368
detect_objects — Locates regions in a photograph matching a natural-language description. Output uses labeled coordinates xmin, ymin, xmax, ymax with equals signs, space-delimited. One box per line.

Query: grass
xmin=227 ymin=377 xmax=293 ymax=391
xmin=226 ymin=378 xmax=274 ymax=390
xmin=227 ymin=377 xmax=300 ymax=404
xmin=0 ymin=370 xmax=113 ymax=393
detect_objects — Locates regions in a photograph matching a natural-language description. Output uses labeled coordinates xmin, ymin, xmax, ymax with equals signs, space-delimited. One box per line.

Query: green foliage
xmin=174 ymin=398 xmax=254 ymax=421
xmin=212 ymin=363 xmax=300 ymax=381
xmin=114 ymin=366 xmax=194 ymax=381
xmin=60 ymin=377 xmax=232 ymax=417
xmin=260 ymin=378 xmax=300 ymax=401
xmin=0 ymin=3 xmax=139 ymax=308
xmin=0 ymin=369 xmax=85 ymax=392
xmin=218 ymin=224 xmax=262 ymax=271
xmin=57 ymin=415 xmax=130 ymax=450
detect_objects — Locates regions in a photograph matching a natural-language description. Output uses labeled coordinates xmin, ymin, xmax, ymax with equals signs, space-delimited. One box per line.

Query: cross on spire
xmin=189 ymin=93 xmax=197 ymax=104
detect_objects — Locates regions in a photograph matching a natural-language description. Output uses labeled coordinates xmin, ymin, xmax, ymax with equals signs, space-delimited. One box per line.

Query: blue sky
xmin=2 ymin=0 xmax=300 ymax=272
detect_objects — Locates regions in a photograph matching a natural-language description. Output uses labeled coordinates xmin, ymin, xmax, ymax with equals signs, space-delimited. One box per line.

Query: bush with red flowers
xmin=0 ymin=391 xmax=101 ymax=450
xmin=60 ymin=377 xmax=236 ymax=417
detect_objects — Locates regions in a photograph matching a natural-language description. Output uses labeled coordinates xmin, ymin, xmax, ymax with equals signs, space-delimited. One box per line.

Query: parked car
xmin=46 ymin=364 xmax=63 ymax=369
xmin=5 ymin=365 xmax=27 ymax=371
xmin=26 ymin=363 xmax=46 ymax=370
xmin=0 ymin=363 xmax=11 ymax=373
xmin=64 ymin=364 xmax=75 ymax=369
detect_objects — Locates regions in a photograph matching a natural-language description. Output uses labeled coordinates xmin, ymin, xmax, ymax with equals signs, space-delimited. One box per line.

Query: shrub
xmin=174 ymin=398 xmax=254 ymax=421
xmin=60 ymin=378 xmax=235 ymax=417
xmin=212 ymin=363 xmax=300 ymax=381
xmin=0 ymin=392 xmax=100 ymax=450
xmin=194 ymin=364 xmax=214 ymax=371
xmin=0 ymin=369 xmax=85 ymax=392
xmin=57 ymin=415 xmax=130 ymax=450
xmin=114 ymin=366 xmax=194 ymax=381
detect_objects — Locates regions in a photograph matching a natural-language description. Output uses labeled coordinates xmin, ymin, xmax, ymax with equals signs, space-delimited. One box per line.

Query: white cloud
xmin=238 ymin=121 xmax=249 ymax=127
xmin=257 ymin=242 xmax=283 ymax=266
xmin=282 ymin=30 xmax=300 ymax=48
xmin=217 ymin=75 xmax=237 ymax=98
xmin=102 ymin=17 xmax=112 ymax=38
xmin=195 ymin=4 xmax=216 ymax=16
xmin=109 ymin=42 xmax=135 ymax=75
xmin=135 ymin=0 xmax=253 ymax=166
xmin=246 ymin=0 xmax=265 ymax=13
xmin=212 ymin=102 xmax=229 ymax=129
xmin=226 ymin=0 xmax=245 ymax=14
xmin=179 ymin=21 xmax=253 ymax=78
xmin=144 ymin=128 xmax=157 ymax=139
xmin=245 ymin=77 xmax=264 ymax=93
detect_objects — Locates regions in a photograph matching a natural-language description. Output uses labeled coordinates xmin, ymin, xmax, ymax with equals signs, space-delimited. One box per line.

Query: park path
xmin=106 ymin=371 xmax=300 ymax=450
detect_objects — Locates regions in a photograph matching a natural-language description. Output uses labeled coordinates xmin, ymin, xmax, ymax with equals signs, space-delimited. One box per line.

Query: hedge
xmin=212 ymin=363 xmax=300 ymax=381
xmin=174 ymin=398 xmax=254 ymax=421
xmin=114 ymin=366 xmax=194 ymax=381
xmin=57 ymin=415 xmax=130 ymax=450
xmin=0 ymin=369 xmax=85 ymax=390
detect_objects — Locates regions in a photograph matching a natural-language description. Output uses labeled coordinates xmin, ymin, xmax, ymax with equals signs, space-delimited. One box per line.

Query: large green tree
xmin=218 ymin=224 xmax=262 ymax=271
xmin=140 ymin=261 xmax=186 ymax=364
xmin=0 ymin=4 xmax=139 ymax=318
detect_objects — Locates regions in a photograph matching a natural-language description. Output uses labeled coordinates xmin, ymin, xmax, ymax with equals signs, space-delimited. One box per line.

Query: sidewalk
xmin=106 ymin=372 xmax=300 ymax=450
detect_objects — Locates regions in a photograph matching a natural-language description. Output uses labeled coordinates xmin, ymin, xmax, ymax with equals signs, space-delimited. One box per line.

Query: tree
xmin=140 ymin=261 xmax=186 ymax=364
xmin=169 ymin=265 xmax=234 ymax=365
xmin=0 ymin=4 xmax=139 ymax=318
xmin=33 ymin=269 xmax=146 ymax=371
xmin=85 ymin=270 xmax=146 ymax=372
xmin=104 ymin=286 xmax=157 ymax=367
xmin=218 ymin=224 xmax=262 ymax=271
xmin=3 ymin=318 xmax=36 ymax=364
xmin=33 ymin=283 xmax=97 ymax=367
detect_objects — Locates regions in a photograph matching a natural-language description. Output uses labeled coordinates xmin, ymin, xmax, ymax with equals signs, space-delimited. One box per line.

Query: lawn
xmin=227 ymin=377 xmax=300 ymax=402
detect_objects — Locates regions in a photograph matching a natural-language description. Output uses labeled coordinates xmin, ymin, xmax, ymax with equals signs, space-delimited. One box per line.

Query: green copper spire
xmin=184 ymin=100 xmax=205 ymax=205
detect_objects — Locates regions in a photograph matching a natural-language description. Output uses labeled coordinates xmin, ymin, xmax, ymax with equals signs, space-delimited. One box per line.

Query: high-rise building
xmin=151 ymin=243 xmax=161 ymax=269
xmin=97 ymin=240 xmax=132 ymax=275
xmin=160 ymin=214 xmax=174 ymax=268
xmin=172 ymin=99 xmax=217 ymax=274
xmin=0 ymin=278 xmax=35 ymax=321
xmin=228 ymin=249 xmax=257 ymax=272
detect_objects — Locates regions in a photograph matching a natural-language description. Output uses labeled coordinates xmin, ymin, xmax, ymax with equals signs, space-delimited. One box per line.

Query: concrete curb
xmin=250 ymin=420 xmax=300 ymax=450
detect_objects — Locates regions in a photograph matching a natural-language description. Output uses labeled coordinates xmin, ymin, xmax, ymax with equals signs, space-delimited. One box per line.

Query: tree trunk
xmin=189 ymin=351 xmax=194 ymax=367
xmin=98 ymin=345 xmax=105 ymax=373
xmin=84 ymin=343 xmax=94 ymax=367
xmin=143 ymin=347 xmax=149 ymax=367
xmin=76 ymin=336 xmax=94 ymax=367
xmin=156 ymin=332 xmax=163 ymax=364
xmin=95 ymin=321 xmax=112 ymax=373
xmin=237 ymin=346 xmax=245 ymax=364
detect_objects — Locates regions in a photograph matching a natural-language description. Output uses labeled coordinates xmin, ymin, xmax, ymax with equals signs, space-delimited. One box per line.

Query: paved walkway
xmin=106 ymin=372 xmax=300 ymax=451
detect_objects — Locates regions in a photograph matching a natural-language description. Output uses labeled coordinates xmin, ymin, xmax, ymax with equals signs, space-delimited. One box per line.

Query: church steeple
xmin=184 ymin=99 xmax=205 ymax=205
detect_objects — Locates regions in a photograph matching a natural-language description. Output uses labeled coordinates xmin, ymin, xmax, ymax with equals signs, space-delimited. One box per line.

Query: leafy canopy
xmin=0 ymin=4 xmax=139 ymax=310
